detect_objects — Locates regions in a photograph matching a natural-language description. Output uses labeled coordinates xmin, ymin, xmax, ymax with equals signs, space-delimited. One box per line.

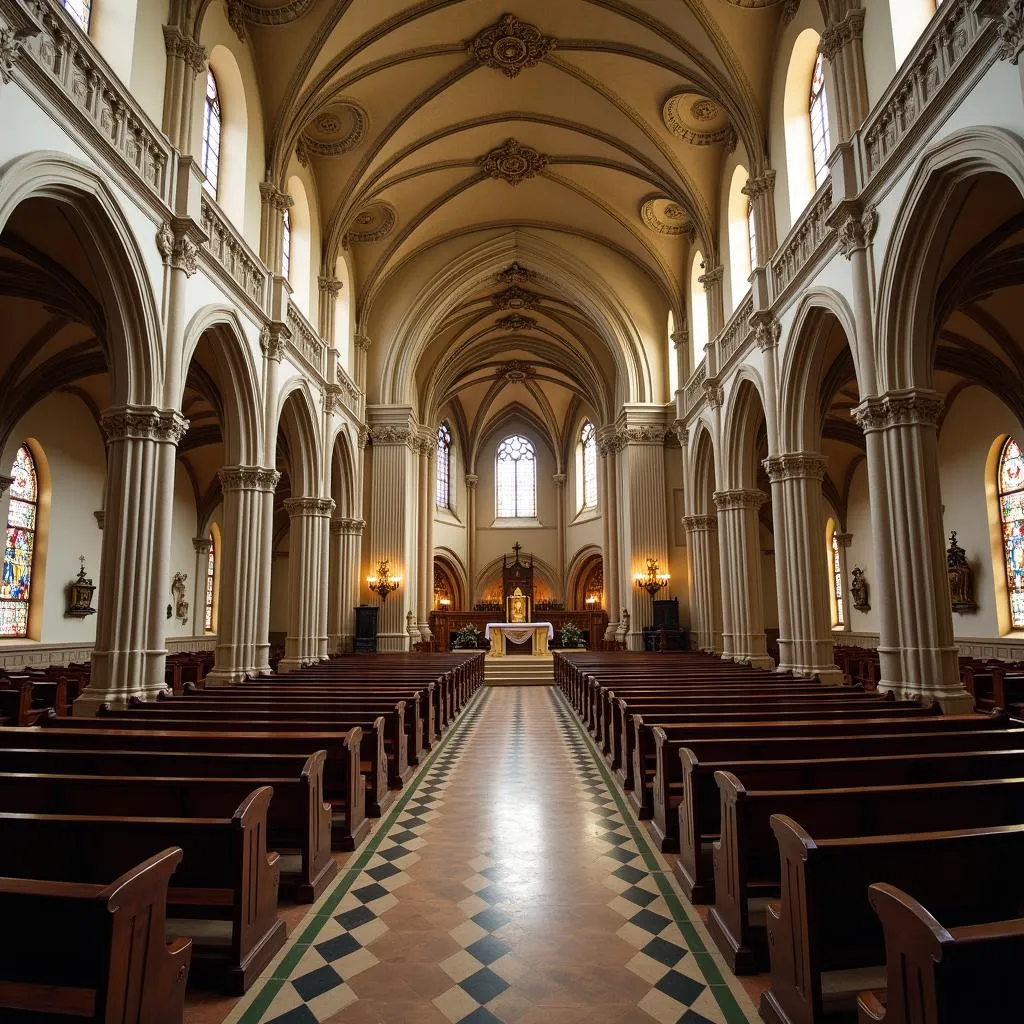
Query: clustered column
xmin=328 ymin=517 xmax=364 ymax=653
xmin=280 ymin=497 xmax=334 ymax=671
xmin=206 ymin=466 xmax=280 ymax=685
xmin=763 ymin=453 xmax=843 ymax=682
xmin=854 ymin=389 xmax=972 ymax=710
xmin=259 ymin=183 xmax=294 ymax=277
xmin=80 ymin=406 xmax=188 ymax=711
xmin=161 ymin=26 xmax=206 ymax=153
xmin=416 ymin=432 xmax=436 ymax=641
xmin=553 ymin=473 xmax=566 ymax=598
xmin=465 ymin=473 xmax=479 ymax=607
xmin=682 ymin=515 xmax=723 ymax=653
xmin=597 ymin=427 xmax=622 ymax=642
xmin=714 ymin=488 xmax=773 ymax=669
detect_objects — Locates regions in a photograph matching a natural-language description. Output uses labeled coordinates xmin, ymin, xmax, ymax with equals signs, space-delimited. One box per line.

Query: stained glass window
xmin=1 ymin=445 xmax=38 ymax=638
xmin=204 ymin=537 xmax=216 ymax=632
xmin=581 ymin=422 xmax=597 ymax=510
xmin=747 ymin=201 xmax=758 ymax=270
xmin=282 ymin=209 xmax=292 ymax=280
xmin=201 ymin=70 xmax=222 ymax=197
xmin=998 ymin=437 xmax=1024 ymax=629
xmin=831 ymin=531 xmax=845 ymax=627
xmin=496 ymin=435 xmax=536 ymax=518
xmin=60 ymin=0 xmax=91 ymax=32
xmin=436 ymin=422 xmax=451 ymax=510
xmin=809 ymin=51 xmax=832 ymax=188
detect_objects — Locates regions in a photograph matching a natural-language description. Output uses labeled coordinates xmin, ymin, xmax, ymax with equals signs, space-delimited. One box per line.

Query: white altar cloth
xmin=484 ymin=621 xmax=554 ymax=643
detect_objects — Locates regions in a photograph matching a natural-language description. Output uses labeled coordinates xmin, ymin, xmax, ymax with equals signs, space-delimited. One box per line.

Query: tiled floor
xmin=211 ymin=686 xmax=760 ymax=1024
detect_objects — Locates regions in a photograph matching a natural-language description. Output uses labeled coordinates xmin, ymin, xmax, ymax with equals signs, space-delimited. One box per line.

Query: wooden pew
xmin=708 ymin=773 xmax=1024 ymax=972
xmin=0 ymin=745 xmax=367 ymax=854
xmin=0 ymin=847 xmax=191 ymax=1024
xmin=0 ymin=725 xmax=368 ymax=849
xmin=0 ymin=787 xmax=285 ymax=994
xmin=0 ymin=754 xmax=337 ymax=902
xmin=759 ymin=817 xmax=1024 ymax=1024
xmin=674 ymin=743 xmax=1024 ymax=903
xmin=856 ymin=883 xmax=1024 ymax=1024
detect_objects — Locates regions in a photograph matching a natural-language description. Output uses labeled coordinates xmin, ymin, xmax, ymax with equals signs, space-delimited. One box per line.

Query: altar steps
xmin=484 ymin=657 xmax=554 ymax=687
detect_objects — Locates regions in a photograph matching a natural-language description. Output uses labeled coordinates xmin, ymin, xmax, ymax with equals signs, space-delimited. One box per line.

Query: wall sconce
xmin=634 ymin=557 xmax=669 ymax=598
xmin=367 ymin=559 xmax=400 ymax=601
xmin=438 ymin=597 xmax=451 ymax=608
xmin=585 ymin=594 xmax=598 ymax=607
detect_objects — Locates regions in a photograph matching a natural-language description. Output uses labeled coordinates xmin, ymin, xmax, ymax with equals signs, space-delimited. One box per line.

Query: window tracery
xmin=436 ymin=422 xmax=452 ymax=510
xmin=496 ymin=435 xmax=536 ymax=518
xmin=201 ymin=70 xmax=222 ymax=196
xmin=204 ymin=536 xmax=216 ymax=632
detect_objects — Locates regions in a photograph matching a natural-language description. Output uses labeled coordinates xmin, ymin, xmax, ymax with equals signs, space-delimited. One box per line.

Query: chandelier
xmin=367 ymin=559 xmax=400 ymax=601
xmin=634 ymin=557 xmax=669 ymax=598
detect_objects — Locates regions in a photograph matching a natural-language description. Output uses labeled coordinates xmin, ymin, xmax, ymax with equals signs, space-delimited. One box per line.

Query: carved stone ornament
xmin=713 ymin=488 xmax=767 ymax=511
xmin=836 ymin=204 xmax=879 ymax=259
xmin=283 ymin=496 xmax=335 ymax=518
xmin=367 ymin=423 xmax=414 ymax=447
xmin=852 ymin=389 xmax=945 ymax=433
xmin=682 ymin=515 xmax=718 ymax=533
xmin=468 ymin=14 xmax=555 ymax=78
xmin=162 ymin=26 xmax=207 ymax=75
xmin=698 ymin=263 xmax=724 ymax=289
xmin=218 ymin=466 xmax=280 ymax=492
xmin=819 ymin=8 xmax=867 ymax=62
xmin=354 ymin=333 xmax=372 ymax=352
xmin=673 ymin=420 xmax=689 ymax=447
xmin=342 ymin=202 xmax=396 ymax=246
xmin=319 ymin=275 xmax=344 ymax=297
xmin=742 ymin=169 xmax=776 ymax=201
xmin=259 ymin=323 xmax=290 ymax=361
xmin=493 ymin=284 xmax=540 ymax=310
xmin=762 ymin=452 xmax=828 ymax=483
xmin=947 ymin=531 xmax=978 ymax=612
xmin=299 ymin=101 xmax=367 ymax=162
xmin=465 ymin=473 xmax=479 ymax=488
xmin=332 ymin=517 xmax=365 ymax=536
xmin=620 ymin=424 xmax=669 ymax=446
xmin=357 ymin=425 xmax=370 ymax=449
xmin=495 ymin=314 xmax=537 ymax=333
xmin=993 ymin=0 xmax=1024 ymax=64
xmin=171 ymin=572 xmax=189 ymax=624
xmin=640 ymin=198 xmax=694 ymax=237
xmin=850 ymin=566 xmax=870 ymax=611
xmin=156 ymin=221 xmax=199 ymax=277
xmin=478 ymin=139 xmax=549 ymax=186
xmin=0 ymin=26 xmax=29 ymax=87
xmin=752 ymin=314 xmax=781 ymax=351
xmin=101 ymin=407 xmax=189 ymax=445
xmin=702 ymin=380 xmax=724 ymax=409
xmin=497 ymin=359 xmax=536 ymax=382
xmin=662 ymin=92 xmax=737 ymax=148
xmin=497 ymin=262 xmax=535 ymax=286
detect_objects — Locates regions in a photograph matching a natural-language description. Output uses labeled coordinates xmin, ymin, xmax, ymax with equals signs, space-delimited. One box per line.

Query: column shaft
xmin=280 ymin=497 xmax=334 ymax=671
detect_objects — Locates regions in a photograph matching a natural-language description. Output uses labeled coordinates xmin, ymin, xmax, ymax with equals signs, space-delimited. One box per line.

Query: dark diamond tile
xmin=378 ymin=845 xmax=412 ymax=862
xmin=655 ymin=969 xmax=706 ymax=1006
xmin=315 ymin=932 xmax=361 ymax=963
xmin=267 ymin=1006 xmax=319 ymax=1024
xmin=474 ymin=884 xmax=507 ymax=904
xmin=352 ymin=882 xmax=389 ymax=904
xmin=605 ymin=846 xmax=639 ymax=864
xmin=291 ymin=963 xmax=344 ymax=1002
xmin=388 ymin=829 xmax=417 ymax=845
xmin=458 ymin=1007 xmax=505 ymax=1024
xmin=678 ymin=1011 xmax=718 ymax=1024
xmin=459 ymin=967 xmax=510 ymax=1005
xmin=601 ymin=831 xmax=631 ymax=847
xmin=630 ymin=908 xmax=672 ymax=935
xmin=366 ymin=862 xmax=401 ymax=882
xmin=465 ymin=934 xmax=510 ymax=965
xmin=479 ymin=865 xmax=508 ymax=881
xmin=334 ymin=905 xmax=376 ymax=931
xmin=621 ymin=885 xmax=658 ymax=908
xmin=642 ymin=936 xmax=687 ymax=968
xmin=471 ymin=907 xmax=511 ymax=932
xmin=612 ymin=864 xmax=646 ymax=885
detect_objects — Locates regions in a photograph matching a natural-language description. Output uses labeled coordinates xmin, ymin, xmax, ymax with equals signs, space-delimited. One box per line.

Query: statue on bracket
xmin=946 ymin=531 xmax=977 ymax=613
xmin=171 ymin=572 xmax=189 ymax=624
xmin=850 ymin=567 xmax=870 ymax=612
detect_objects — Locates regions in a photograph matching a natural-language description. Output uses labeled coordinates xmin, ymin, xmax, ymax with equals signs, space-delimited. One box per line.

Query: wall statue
xmin=850 ymin=567 xmax=870 ymax=612
xmin=946 ymin=531 xmax=977 ymax=613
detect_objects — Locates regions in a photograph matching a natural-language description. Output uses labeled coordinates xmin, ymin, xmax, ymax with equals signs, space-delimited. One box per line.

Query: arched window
xmin=809 ymin=51 xmax=832 ymax=188
xmin=60 ymin=0 xmax=91 ymax=32
xmin=204 ymin=535 xmax=217 ymax=632
xmin=580 ymin=422 xmax=598 ymax=511
xmin=282 ymin=208 xmax=292 ymax=281
xmin=496 ymin=435 xmax=536 ymax=518
xmin=830 ymin=529 xmax=845 ymax=627
xmin=436 ymin=422 xmax=452 ymax=510
xmin=998 ymin=437 xmax=1024 ymax=629
xmin=0 ymin=446 xmax=38 ymax=638
xmin=747 ymin=202 xmax=758 ymax=270
xmin=201 ymin=70 xmax=222 ymax=197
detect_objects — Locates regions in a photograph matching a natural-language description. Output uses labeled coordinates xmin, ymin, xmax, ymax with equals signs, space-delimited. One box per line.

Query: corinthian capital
xmin=976 ymin=0 xmax=1024 ymax=65
xmin=682 ymin=514 xmax=718 ymax=533
xmin=713 ymin=488 xmax=767 ymax=511
xmin=284 ymin=496 xmax=336 ymax=518
xmin=219 ymin=465 xmax=280 ymax=493
xmin=101 ymin=406 xmax=189 ymax=445
xmin=762 ymin=452 xmax=828 ymax=483
xmin=852 ymin=388 xmax=945 ymax=433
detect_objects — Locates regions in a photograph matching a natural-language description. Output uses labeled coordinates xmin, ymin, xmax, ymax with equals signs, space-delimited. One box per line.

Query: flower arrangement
xmin=452 ymin=623 xmax=483 ymax=649
xmin=558 ymin=622 xmax=586 ymax=648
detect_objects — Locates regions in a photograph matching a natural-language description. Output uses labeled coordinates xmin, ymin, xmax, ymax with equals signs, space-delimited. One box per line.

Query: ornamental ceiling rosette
xmin=225 ymin=0 xmax=317 ymax=40
xmin=492 ymin=284 xmax=541 ymax=310
xmin=495 ymin=314 xmax=537 ymax=331
xmin=297 ymin=101 xmax=367 ymax=164
xmin=663 ymin=92 xmax=737 ymax=149
xmin=467 ymin=13 xmax=556 ymax=78
xmin=640 ymin=196 xmax=696 ymax=239
xmin=342 ymin=202 xmax=396 ymax=247
xmin=478 ymin=139 xmax=550 ymax=186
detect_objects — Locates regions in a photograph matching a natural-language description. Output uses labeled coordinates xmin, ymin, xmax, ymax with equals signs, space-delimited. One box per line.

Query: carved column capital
xmin=682 ymin=514 xmax=718 ymax=533
xmin=852 ymin=388 xmax=945 ymax=433
xmin=259 ymin=322 xmax=290 ymax=361
xmin=156 ymin=220 xmax=200 ymax=277
xmin=218 ymin=465 xmax=281 ymax=493
xmin=833 ymin=531 xmax=853 ymax=549
xmin=101 ymin=406 xmax=189 ymax=445
xmin=697 ymin=263 xmax=724 ymax=289
xmin=820 ymin=8 xmax=866 ymax=61
xmin=619 ymin=425 xmax=669 ymax=446
xmin=354 ymin=333 xmax=372 ymax=351
xmin=670 ymin=326 xmax=689 ymax=348
xmin=331 ymin=517 xmax=366 ymax=536
xmin=192 ymin=536 xmax=213 ymax=555
xmin=673 ymin=420 xmax=689 ymax=447
xmin=762 ymin=452 xmax=828 ymax=483
xmin=552 ymin=473 xmax=567 ymax=487
xmin=702 ymin=380 xmax=724 ymax=409
xmin=318 ymin=275 xmax=344 ymax=297
xmin=162 ymin=25 xmax=208 ymax=74
xmin=833 ymin=201 xmax=878 ymax=259
xmin=464 ymin=473 xmax=479 ymax=489
xmin=368 ymin=423 xmax=414 ymax=448
xmin=0 ymin=19 xmax=36 ymax=87
xmin=713 ymin=488 xmax=768 ymax=511
xmin=751 ymin=313 xmax=781 ymax=351
xmin=283 ymin=496 xmax=336 ymax=518
xmin=741 ymin=168 xmax=776 ymax=200
xmin=977 ymin=0 xmax=1024 ymax=65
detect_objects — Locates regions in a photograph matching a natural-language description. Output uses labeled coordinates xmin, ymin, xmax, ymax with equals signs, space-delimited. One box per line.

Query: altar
xmin=484 ymin=622 xmax=555 ymax=658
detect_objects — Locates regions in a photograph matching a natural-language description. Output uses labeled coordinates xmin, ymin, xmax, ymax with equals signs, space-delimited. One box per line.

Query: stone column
xmin=671 ymin=327 xmax=690 ymax=401
xmin=741 ymin=169 xmax=778 ymax=262
xmin=597 ymin=431 xmax=622 ymax=640
xmin=416 ymin=432 xmax=437 ymax=641
xmin=854 ymin=389 xmax=972 ymax=711
xmin=833 ymin=531 xmax=853 ymax=633
xmin=698 ymin=263 xmax=725 ymax=340
xmin=714 ymin=489 xmax=773 ymax=668
xmin=259 ymin=183 xmax=294 ymax=276
xmin=465 ymin=473 xmax=479 ymax=607
xmin=366 ymin=409 xmax=419 ymax=651
xmin=683 ymin=515 xmax=723 ymax=653
xmin=763 ymin=454 xmax=844 ymax=683
xmin=161 ymin=26 xmax=206 ymax=153
xmin=617 ymin=418 xmax=670 ymax=650
xmin=205 ymin=466 xmax=279 ymax=685
xmin=192 ymin=537 xmax=212 ymax=634
xmin=353 ymin=334 xmax=372 ymax=393
xmin=553 ymin=473 xmax=567 ymax=599
xmin=77 ymin=407 xmax=188 ymax=712
xmin=279 ymin=497 xmax=334 ymax=671
xmin=819 ymin=5 xmax=869 ymax=142
xmin=318 ymin=276 xmax=343 ymax=348
xmin=328 ymin=517 xmax=364 ymax=652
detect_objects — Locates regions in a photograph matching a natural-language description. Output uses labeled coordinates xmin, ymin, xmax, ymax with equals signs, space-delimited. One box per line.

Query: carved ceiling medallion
xmin=493 ymin=284 xmax=540 ymax=310
xmin=663 ymin=92 xmax=736 ymax=148
xmin=495 ymin=314 xmax=537 ymax=332
xmin=342 ymin=202 xmax=396 ymax=247
xmin=497 ymin=359 xmax=536 ymax=382
xmin=468 ymin=14 xmax=555 ymax=78
xmin=640 ymin=197 xmax=696 ymax=239
xmin=478 ymin=139 xmax=550 ymax=186
xmin=297 ymin=100 xmax=367 ymax=163
xmin=497 ymin=262 xmax=535 ymax=286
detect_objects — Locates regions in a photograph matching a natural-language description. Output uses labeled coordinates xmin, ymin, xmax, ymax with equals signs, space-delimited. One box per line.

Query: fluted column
xmin=366 ymin=410 xmax=419 ymax=651
xmin=417 ymin=432 xmax=437 ymax=640
xmin=279 ymin=497 xmax=334 ymax=671
xmin=192 ymin=537 xmax=212 ymax=633
xmin=819 ymin=4 xmax=869 ymax=142
xmin=742 ymin=169 xmax=778 ymax=261
xmin=465 ymin=473 xmax=479 ymax=607
xmin=596 ymin=437 xmax=621 ymax=640
xmin=698 ymin=263 xmax=725 ymax=340
xmin=683 ymin=516 xmax=723 ymax=653
xmin=328 ymin=517 xmax=364 ymax=653
xmin=205 ymin=466 xmax=279 ymax=684
xmin=318 ymin=276 xmax=343 ymax=348
xmin=714 ymin=489 xmax=773 ymax=669
xmin=763 ymin=454 xmax=844 ymax=683
xmin=553 ymin=473 xmax=567 ymax=598
xmin=671 ymin=328 xmax=689 ymax=401
xmin=76 ymin=407 xmax=188 ymax=712
xmin=161 ymin=26 xmax=206 ymax=153
xmin=259 ymin=183 xmax=294 ymax=276
xmin=854 ymin=389 xmax=972 ymax=711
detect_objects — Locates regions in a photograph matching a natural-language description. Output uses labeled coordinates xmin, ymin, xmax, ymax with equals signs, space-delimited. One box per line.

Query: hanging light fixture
xmin=634 ymin=557 xmax=669 ymax=598
xmin=367 ymin=559 xmax=400 ymax=601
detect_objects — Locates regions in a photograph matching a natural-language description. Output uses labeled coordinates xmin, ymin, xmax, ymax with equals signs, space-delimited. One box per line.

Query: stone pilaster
xmin=741 ymin=168 xmax=778 ymax=261
xmin=318 ymin=276 xmax=343 ymax=348
xmin=763 ymin=453 xmax=844 ymax=683
xmin=671 ymin=328 xmax=689 ymax=402
xmin=597 ymin=427 xmax=623 ymax=641
xmin=698 ymin=263 xmax=726 ymax=340
xmin=354 ymin=333 xmax=372 ymax=393
xmin=465 ymin=473 xmax=479 ymax=607
xmin=329 ymin=517 xmax=364 ymax=653
xmin=416 ymin=431 xmax=437 ymax=641
xmin=279 ymin=496 xmax=334 ymax=671
xmin=819 ymin=3 xmax=869 ymax=142
xmin=76 ymin=407 xmax=188 ymax=712
xmin=205 ymin=466 xmax=279 ymax=684
xmin=259 ymin=183 xmax=294 ymax=276
xmin=553 ymin=473 xmax=567 ymax=598
xmin=853 ymin=389 xmax=972 ymax=711
xmin=683 ymin=515 xmax=723 ymax=653
xmin=714 ymin=488 xmax=773 ymax=669
xmin=161 ymin=25 xmax=207 ymax=153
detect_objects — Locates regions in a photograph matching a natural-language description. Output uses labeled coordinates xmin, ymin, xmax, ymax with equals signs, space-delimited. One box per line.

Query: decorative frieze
xmin=685 ymin=363 xmax=708 ymax=408
xmin=467 ymin=14 xmax=555 ymax=78
xmin=477 ymin=139 xmax=549 ymax=186
xmin=101 ymin=407 xmax=189 ymax=445
xmin=852 ymin=389 xmax=945 ymax=432
xmin=367 ymin=423 xmax=414 ymax=447
xmin=218 ymin=466 xmax=280 ymax=492
xmin=287 ymin=300 xmax=327 ymax=375
xmin=717 ymin=295 xmax=753 ymax=365
xmin=619 ymin=425 xmax=669 ymax=446
xmin=762 ymin=452 xmax=828 ymax=483
xmin=283 ymin=497 xmax=335 ymax=518
xmin=713 ymin=488 xmax=768 ymax=511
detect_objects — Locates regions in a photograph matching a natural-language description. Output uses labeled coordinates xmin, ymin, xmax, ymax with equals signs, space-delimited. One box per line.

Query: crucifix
xmin=512 ymin=541 xmax=522 ymax=562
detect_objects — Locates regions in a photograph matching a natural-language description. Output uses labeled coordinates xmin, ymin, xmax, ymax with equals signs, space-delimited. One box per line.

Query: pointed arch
xmin=275 ymin=379 xmax=323 ymax=496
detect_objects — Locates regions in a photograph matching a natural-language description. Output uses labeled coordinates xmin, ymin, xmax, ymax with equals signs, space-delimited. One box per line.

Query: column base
xmin=378 ymin=633 xmax=410 ymax=652
xmin=277 ymin=657 xmax=311 ymax=674
xmin=739 ymin=655 xmax=776 ymax=670
xmin=626 ymin=631 xmax=644 ymax=651
xmin=603 ymin=622 xmax=620 ymax=641
xmin=900 ymin=685 xmax=976 ymax=714
xmin=205 ymin=668 xmax=247 ymax=687
xmin=781 ymin=664 xmax=845 ymax=685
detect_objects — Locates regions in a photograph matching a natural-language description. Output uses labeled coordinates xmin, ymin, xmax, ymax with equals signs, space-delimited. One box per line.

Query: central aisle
xmin=227 ymin=687 xmax=759 ymax=1024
